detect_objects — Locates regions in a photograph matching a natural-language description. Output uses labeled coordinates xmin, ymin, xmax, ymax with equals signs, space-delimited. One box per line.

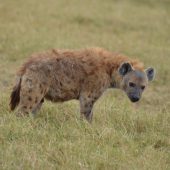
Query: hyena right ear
xmin=119 ymin=62 xmax=133 ymax=76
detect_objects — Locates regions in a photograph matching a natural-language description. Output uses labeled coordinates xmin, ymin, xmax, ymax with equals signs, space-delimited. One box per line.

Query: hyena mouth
xmin=131 ymin=97 xmax=139 ymax=102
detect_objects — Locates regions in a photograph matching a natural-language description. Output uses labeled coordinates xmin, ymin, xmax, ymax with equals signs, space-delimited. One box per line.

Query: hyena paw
xmin=16 ymin=111 xmax=29 ymax=117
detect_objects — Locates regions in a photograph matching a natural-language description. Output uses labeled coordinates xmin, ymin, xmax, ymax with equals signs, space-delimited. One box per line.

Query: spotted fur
xmin=10 ymin=47 xmax=155 ymax=121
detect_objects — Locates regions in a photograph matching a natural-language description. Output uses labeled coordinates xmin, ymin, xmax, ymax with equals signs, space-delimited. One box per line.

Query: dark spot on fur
xmin=94 ymin=97 xmax=98 ymax=100
xmin=47 ymin=69 xmax=51 ymax=73
xmin=41 ymin=89 xmax=43 ymax=94
xmin=28 ymin=89 xmax=32 ymax=93
xmin=42 ymin=82 xmax=47 ymax=85
xmin=79 ymin=78 xmax=84 ymax=84
xmin=39 ymin=84 xmax=42 ymax=89
xmin=35 ymin=97 xmax=38 ymax=103
xmin=64 ymin=71 xmax=69 ymax=77
xmin=89 ymin=103 xmax=93 ymax=107
xmin=85 ymin=103 xmax=93 ymax=108
xmin=28 ymin=97 xmax=32 ymax=101
xmin=87 ymin=94 xmax=91 ymax=98
xmin=26 ymin=78 xmax=32 ymax=83
xmin=60 ymin=82 xmax=63 ymax=87
xmin=89 ymin=62 xmax=94 ymax=66
xmin=23 ymin=106 xmax=27 ymax=109
xmin=29 ymin=106 xmax=32 ymax=109
xmin=85 ymin=103 xmax=88 ymax=108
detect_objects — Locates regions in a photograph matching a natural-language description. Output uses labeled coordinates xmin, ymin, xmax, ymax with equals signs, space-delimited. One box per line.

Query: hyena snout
xmin=127 ymin=90 xmax=141 ymax=103
xmin=128 ymin=94 xmax=140 ymax=102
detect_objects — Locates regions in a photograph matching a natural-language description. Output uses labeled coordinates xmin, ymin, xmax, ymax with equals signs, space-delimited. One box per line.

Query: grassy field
xmin=0 ymin=0 xmax=170 ymax=169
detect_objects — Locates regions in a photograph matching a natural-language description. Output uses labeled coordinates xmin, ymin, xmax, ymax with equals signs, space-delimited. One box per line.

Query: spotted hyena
xmin=10 ymin=48 xmax=155 ymax=122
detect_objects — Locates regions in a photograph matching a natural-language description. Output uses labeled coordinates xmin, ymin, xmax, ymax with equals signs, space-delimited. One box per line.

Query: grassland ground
xmin=0 ymin=0 xmax=170 ymax=169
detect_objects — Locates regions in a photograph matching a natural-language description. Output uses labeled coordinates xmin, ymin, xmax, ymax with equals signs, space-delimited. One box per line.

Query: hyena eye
xmin=141 ymin=85 xmax=145 ymax=90
xmin=129 ymin=82 xmax=136 ymax=87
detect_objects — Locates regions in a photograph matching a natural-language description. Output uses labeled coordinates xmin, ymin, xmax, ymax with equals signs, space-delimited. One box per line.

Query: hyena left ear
xmin=119 ymin=62 xmax=133 ymax=76
xmin=145 ymin=67 xmax=155 ymax=81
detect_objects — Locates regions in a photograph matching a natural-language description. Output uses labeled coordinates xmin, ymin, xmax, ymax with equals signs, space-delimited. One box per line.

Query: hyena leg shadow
xmin=16 ymin=74 xmax=48 ymax=116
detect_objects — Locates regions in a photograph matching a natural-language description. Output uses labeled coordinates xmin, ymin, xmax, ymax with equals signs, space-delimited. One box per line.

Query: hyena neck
xmin=109 ymin=73 xmax=122 ymax=89
xmin=110 ymin=79 xmax=117 ymax=88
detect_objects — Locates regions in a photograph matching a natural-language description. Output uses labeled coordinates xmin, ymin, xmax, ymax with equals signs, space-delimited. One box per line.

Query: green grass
xmin=0 ymin=0 xmax=170 ymax=169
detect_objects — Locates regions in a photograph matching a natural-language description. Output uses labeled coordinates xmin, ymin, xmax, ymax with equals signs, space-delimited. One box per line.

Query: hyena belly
xmin=45 ymin=82 xmax=80 ymax=102
xmin=45 ymin=59 xmax=84 ymax=102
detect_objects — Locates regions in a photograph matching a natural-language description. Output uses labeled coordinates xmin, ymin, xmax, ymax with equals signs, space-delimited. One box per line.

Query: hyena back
xmin=10 ymin=48 xmax=155 ymax=122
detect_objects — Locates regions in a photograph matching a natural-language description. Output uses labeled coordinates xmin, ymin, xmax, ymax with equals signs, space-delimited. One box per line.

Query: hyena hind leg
xmin=32 ymin=98 xmax=44 ymax=115
xmin=16 ymin=79 xmax=47 ymax=116
xmin=17 ymin=96 xmax=45 ymax=117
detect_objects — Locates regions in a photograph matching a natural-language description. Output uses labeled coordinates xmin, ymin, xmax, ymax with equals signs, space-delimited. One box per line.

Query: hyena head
xmin=118 ymin=62 xmax=155 ymax=102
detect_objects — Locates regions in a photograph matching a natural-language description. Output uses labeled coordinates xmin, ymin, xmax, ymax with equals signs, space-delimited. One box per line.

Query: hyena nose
xmin=131 ymin=96 xmax=140 ymax=102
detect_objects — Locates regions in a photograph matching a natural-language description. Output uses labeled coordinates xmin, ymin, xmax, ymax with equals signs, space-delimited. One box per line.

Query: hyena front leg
xmin=79 ymin=95 xmax=96 ymax=123
xmin=17 ymin=76 xmax=47 ymax=116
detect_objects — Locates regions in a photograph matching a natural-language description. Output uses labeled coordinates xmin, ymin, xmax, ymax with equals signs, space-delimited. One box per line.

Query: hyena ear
xmin=119 ymin=62 xmax=133 ymax=76
xmin=145 ymin=67 xmax=155 ymax=81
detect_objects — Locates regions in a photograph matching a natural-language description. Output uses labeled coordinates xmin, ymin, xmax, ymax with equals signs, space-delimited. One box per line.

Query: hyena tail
xmin=10 ymin=77 xmax=22 ymax=111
